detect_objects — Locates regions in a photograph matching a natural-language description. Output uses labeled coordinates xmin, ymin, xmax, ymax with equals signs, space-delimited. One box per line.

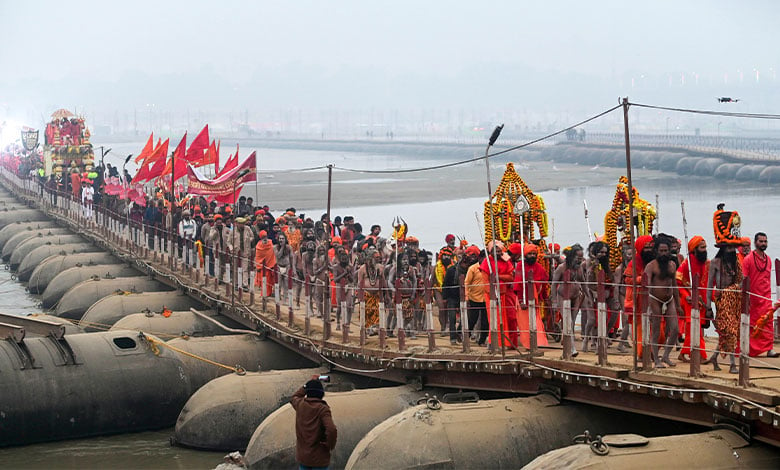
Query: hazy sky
xmin=1 ymin=0 xmax=779 ymax=119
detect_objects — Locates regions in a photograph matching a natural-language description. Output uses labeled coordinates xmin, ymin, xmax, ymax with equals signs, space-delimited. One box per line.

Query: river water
xmin=4 ymin=142 xmax=780 ymax=468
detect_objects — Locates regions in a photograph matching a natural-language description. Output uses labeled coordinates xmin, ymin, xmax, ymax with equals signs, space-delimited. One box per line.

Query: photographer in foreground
xmin=291 ymin=376 xmax=338 ymax=470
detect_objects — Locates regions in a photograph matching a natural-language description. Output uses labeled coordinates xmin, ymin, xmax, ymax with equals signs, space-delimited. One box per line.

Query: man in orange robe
xmin=254 ymin=230 xmax=277 ymax=296
xmin=479 ymin=241 xmax=517 ymax=348
xmin=742 ymin=232 xmax=778 ymax=357
xmin=676 ymin=235 xmax=709 ymax=361
xmin=509 ymin=243 xmax=549 ymax=349
xmin=624 ymin=235 xmax=654 ymax=357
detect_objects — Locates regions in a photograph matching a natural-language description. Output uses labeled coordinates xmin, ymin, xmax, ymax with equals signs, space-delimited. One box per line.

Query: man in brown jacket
xmin=291 ymin=377 xmax=338 ymax=469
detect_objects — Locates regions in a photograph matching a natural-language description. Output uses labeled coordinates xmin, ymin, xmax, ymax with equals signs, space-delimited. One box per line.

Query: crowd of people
xmin=28 ymin=162 xmax=780 ymax=369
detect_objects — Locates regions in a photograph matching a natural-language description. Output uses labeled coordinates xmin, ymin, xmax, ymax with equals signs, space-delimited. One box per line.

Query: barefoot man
xmin=644 ymin=236 xmax=682 ymax=368
xmin=357 ymin=247 xmax=385 ymax=333
xmin=551 ymin=244 xmax=585 ymax=356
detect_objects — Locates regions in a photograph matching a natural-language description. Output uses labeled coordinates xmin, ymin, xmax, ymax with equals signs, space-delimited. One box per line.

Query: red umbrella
xmin=50 ymin=108 xmax=74 ymax=119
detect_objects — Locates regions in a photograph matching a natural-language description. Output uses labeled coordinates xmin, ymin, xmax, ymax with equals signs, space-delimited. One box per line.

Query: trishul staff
xmin=583 ymin=200 xmax=594 ymax=243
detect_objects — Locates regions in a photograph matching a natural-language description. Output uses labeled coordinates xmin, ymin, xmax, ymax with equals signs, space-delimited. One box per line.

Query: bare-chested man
xmin=296 ymin=240 xmax=317 ymax=307
xmin=274 ymin=233 xmax=293 ymax=301
xmin=313 ymin=244 xmax=331 ymax=319
xmin=388 ymin=252 xmax=417 ymax=337
xmin=357 ymin=247 xmax=385 ymax=334
xmin=332 ymin=248 xmax=355 ymax=325
xmin=551 ymin=244 xmax=585 ymax=356
xmin=644 ymin=236 xmax=682 ymax=368
xmin=583 ymin=241 xmax=617 ymax=351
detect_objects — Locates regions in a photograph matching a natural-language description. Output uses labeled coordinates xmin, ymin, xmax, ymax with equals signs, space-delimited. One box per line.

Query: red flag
xmin=191 ymin=139 xmax=217 ymax=167
xmin=172 ymin=132 xmax=187 ymax=163
xmin=218 ymin=144 xmax=239 ymax=177
xmin=134 ymin=133 xmax=154 ymax=163
xmin=185 ymin=125 xmax=209 ymax=162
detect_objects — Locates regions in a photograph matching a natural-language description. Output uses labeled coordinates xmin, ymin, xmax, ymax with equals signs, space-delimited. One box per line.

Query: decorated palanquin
xmin=483 ymin=162 xmax=551 ymax=317
xmin=43 ymin=109 xmax=94 ymax=177
xmin=604 ymin=176 xmax=657 ymax=270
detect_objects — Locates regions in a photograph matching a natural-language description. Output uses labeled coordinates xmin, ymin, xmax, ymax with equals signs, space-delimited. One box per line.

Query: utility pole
xmin=622 ymin=97 xmax=638 ymax=372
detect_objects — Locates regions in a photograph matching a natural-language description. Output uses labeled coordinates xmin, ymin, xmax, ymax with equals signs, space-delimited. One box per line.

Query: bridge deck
xmin=3 ymin=171 xmax=780 ymax=447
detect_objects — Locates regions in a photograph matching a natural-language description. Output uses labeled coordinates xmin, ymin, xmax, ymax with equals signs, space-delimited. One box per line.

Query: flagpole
xmin=254 ymin=150 xmax=259 ymax=206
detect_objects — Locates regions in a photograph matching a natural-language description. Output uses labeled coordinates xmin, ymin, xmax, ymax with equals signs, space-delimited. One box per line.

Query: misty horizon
xmin=2 ymin=0 xmax=780 ymax=137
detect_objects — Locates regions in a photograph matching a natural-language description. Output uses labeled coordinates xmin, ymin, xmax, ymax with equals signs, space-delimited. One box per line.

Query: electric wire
xmin=630 ymin=101 xmax=780 ymax=120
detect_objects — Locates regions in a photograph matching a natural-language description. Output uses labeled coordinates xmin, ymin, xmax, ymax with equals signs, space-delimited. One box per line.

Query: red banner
xmin=186 ymin=151 xmax=256 ymax=197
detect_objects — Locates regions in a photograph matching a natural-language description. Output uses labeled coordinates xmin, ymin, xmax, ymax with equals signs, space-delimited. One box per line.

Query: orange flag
xmin=138 ymin=138 xmax=169 ymax=182
xmin=134 ymin=133 xmax=154 ymax=163
xmin=143 ymin=138 xmax=169 ymax=166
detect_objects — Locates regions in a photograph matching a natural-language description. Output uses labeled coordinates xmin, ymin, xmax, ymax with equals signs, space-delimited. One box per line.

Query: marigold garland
xmin=484 ymin=162 xmax=548 ymax=244
xmin=604 ymin=176 xmax=656 ymax=269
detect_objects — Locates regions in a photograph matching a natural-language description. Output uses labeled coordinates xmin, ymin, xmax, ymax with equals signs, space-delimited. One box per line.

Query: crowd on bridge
xmin=13 ymin=160 xmax=780 ymax=369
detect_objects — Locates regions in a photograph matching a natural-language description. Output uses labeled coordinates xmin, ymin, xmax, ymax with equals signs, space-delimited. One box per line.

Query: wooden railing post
xmin=689 ymin=273 xmax=701 ymax=377
xmin=596 ymin=270 xmax=608 ymax=366
xmin=425 ymin=277 xmax=436 ymax=352
xmin=528 ymin=272 xmax=537 ymax=355
xmin=739 ymin=277 xmax=751 ymax=387
xmin=394 ymin=278 xmax=406 ymax=351
xmin=459 ymin=270 xmax=470 ymax=353
xmin=561 ymin=270 xmax=574 ymax=360
xmin=640 ymin=273 xmax=652 ymax=370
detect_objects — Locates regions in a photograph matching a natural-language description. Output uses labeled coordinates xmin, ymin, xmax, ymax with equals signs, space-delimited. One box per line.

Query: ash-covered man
xmin=551 ymin=244 xmax=586 ymax=356
xmin=274 ymin=232 xmax=294 ymax=300
xmin=291 ymin=376 xmax=338 ymax=470
xmin=357 ymin=247 xmax=385 ymax=333
xmin=332 ymin=248 xmax=355 ymax=325
xmin=644 ymin=236 xmax=682 ymax=369
xmin=233 ymin=217 xmax=256 ymax=290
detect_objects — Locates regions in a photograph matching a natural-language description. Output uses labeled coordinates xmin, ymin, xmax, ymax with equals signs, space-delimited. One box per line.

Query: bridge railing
xmin=1 ymin=168 xmax=777 ymax=385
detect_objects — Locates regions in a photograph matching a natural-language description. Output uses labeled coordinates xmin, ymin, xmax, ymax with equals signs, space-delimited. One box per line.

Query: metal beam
xmin=0 ymin=313 xmax=65 ymax=340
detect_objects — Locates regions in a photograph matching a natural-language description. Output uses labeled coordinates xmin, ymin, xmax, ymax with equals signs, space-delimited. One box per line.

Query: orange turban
xmin=507 ymin=243 xmax=523 ymax=255
xmin=465 ymin=245 xmax=481 ymax=256
xmin=523 ymin=244 xmax=538 ymax=256
xmin=688 ymin=235 xmax=705 ymax=253
xmin=635 ymin=235 xmax=653 ymax=252
xmin=741 ymin=237 xmax=751 ymax=246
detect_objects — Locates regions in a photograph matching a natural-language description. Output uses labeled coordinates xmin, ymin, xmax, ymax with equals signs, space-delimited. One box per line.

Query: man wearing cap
xmin=463 ymin=246 xmax=488 ymax=345
xmin=291 ymin=376 xmax=338 ymax=470
xmin=208 ymin=214 xmax=232 ymax=282
xmin=178 ymin=210 xmax=197 ymax=266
